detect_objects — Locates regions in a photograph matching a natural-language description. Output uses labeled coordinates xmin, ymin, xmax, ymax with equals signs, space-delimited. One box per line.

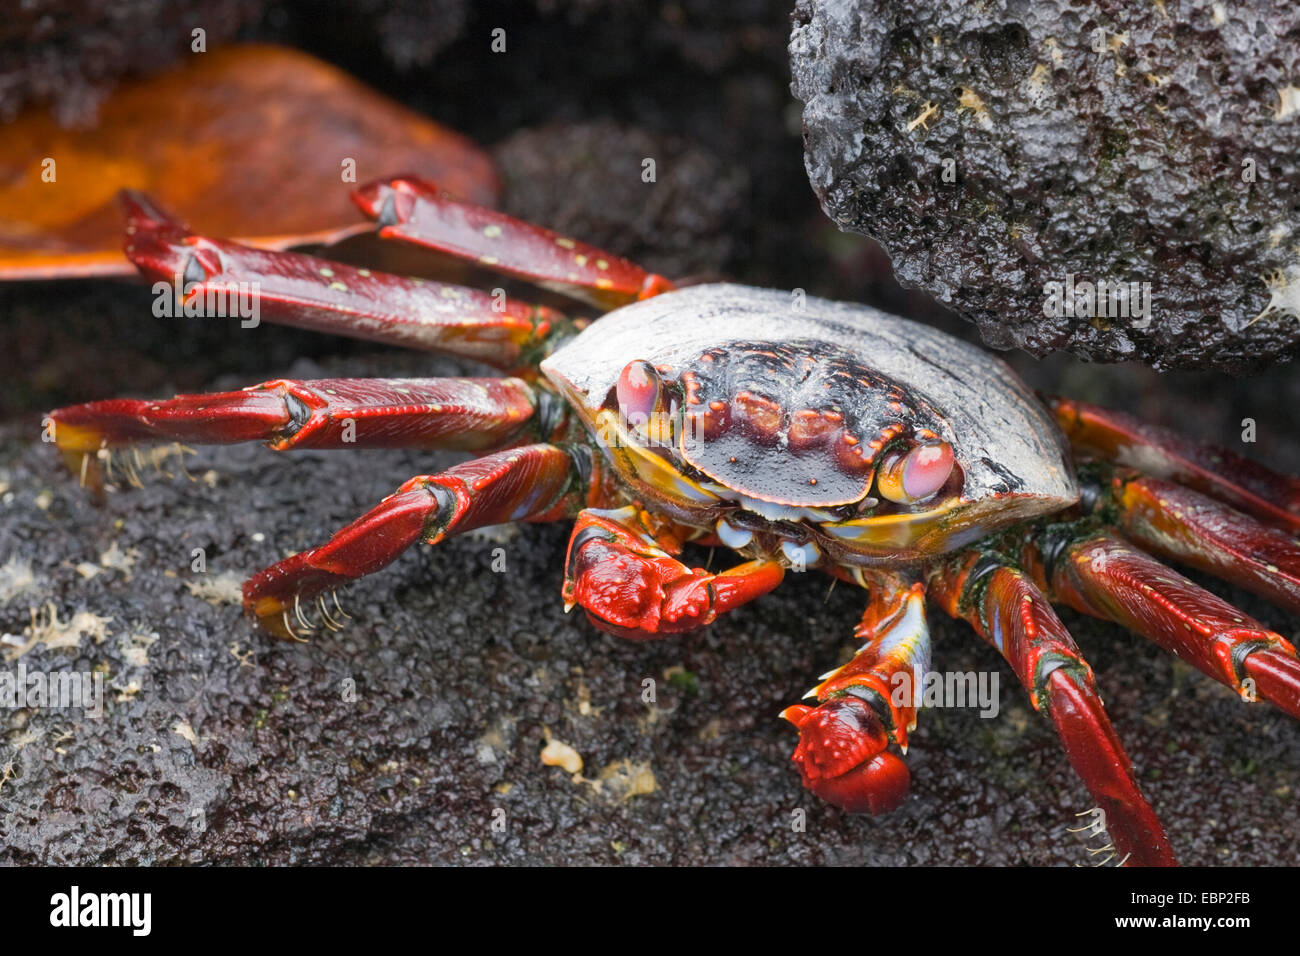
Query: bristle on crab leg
xmin=243 ymin=443 xmax=585 ymax=639
xmin=277 ymin=590 xmax=353 ymax=640
xmin=119 ymin=191 xmax=567 ymax=368
xmin=930 ymin=553 xmax=1177 ymax=867
xmin=1045 ymin=533 xmax=1300 ymax=721
xmin=83 ymin=443 xmax=194 ymax=490
xmin=351 ymin=176 xmax=675 ymax=309
xmin=1049 ymin=396 xmax=1300 ymax=534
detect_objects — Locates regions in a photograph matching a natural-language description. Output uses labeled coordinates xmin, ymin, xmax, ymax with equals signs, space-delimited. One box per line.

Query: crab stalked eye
xmin=616 ymin=359 xmax=661 ymax=426
xmin=876 ymin=441 xmax=954 ymax=503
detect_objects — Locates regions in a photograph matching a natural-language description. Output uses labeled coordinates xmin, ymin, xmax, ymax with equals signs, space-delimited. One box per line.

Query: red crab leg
xmin=800 ymin=579 xmax=930 ymax=750
xmin=351 ymin=176 xmax=675 ymax=309
xmin=121 ymin=191 xmax=568 ymax=368
xmin=1042 ymin=533 xmax=1300 ymax=721
xmin=930 ymin=553 xmax=1177 ymax=867
xmin=1049 ymin=396 xmax=1300 ymax=534
xmin=562 ymin=505 xmax=783 ymax=639
xmin=780 ymin=579 xmax=928 ymax=816
xmin=48 ymin=377 xmax=542 ymax=490
xmin=1106 ymin=471 xmax=1300 ymax=616
xmin=244 ymin=443 xmax=590 ymax=639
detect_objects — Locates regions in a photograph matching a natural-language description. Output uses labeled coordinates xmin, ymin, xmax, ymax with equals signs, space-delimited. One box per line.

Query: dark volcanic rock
xmin=790 ymin=0 xmax=1300 ymax=372
xmin=494 ymin=121 xmax=748 ymax=281
xmin=1 ymin=2 xmax=1298 ymax=868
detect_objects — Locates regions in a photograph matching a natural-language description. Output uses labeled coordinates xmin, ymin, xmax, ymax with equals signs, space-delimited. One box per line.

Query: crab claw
xmin=563 ymin=508 xmax=783 ymax=640
xmin=782 ymin=696 xmax=911 ymax=815
xmin=565 ymin=534 xmax=705 ymax=638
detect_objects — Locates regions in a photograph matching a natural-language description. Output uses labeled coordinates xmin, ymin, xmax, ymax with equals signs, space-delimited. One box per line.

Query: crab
xmin=46 ymin=177 xmax=1300 ymax=867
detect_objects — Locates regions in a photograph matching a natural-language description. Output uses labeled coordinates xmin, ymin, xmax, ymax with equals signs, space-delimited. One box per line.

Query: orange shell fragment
xmin=0 ymin=44 xmax=499 ymax=280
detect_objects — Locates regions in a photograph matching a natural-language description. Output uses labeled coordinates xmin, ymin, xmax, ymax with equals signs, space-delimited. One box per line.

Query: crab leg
xmin=562 ymin=505 xmax=783 ymax=639
xmin=121 ymin=191 xmax=568 ymax=368
xmin=1041 ymin=532 xmax=1300 ymax=721
xmin=1105 ymin=471 xmax=1300 ymax=616
xmin=798 ymin=578 xmax=931 ymax=749
xmin=1049 ymin=396 xmax=1300 ymax=533
xmin=50 ymin=376 xmax=540 ymax=450
xmin=351 ymin=177 xmax=674 ymax=309
xmin=48 ymin=377 xmax=544 ymax=490
xmin=780 ymin=579 xmax=928 ymax=816
xmin=244 ymin=443 xmax=591 ymax=639
xmin=930 ymin=553 xmax=1177 ymax=867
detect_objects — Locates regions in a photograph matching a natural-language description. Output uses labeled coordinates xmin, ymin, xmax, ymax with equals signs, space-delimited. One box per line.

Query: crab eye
xmin=616 ymin=360 xmax=661 ymax=426
xmin=876 ymin=441 xmax=954 ymax=503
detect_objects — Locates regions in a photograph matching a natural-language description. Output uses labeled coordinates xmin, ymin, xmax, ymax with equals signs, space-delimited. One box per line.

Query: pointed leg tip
xmin=779 ymin=704 xmax=813 ymax=726
xmin=117 ymin=189 xmax=185 ymax=230
xmin=243 ymin=593 xmax=299 ymax=641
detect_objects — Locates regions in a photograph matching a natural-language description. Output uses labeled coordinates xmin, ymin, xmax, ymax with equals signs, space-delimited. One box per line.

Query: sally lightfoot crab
xmin=47 ymin=178 xmax=1300 ymax=866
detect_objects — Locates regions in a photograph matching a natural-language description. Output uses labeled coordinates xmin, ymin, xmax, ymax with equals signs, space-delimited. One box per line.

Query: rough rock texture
xmin=791 ymin=0 xmax=1300 ymax=372
xmin=495 ymin=121 xmax=748 ymax=281
xmin=1 ymin=2 xmax=1298 ymax=866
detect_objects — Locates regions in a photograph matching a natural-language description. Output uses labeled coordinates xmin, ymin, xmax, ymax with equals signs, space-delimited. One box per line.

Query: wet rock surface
xmin=791 ymin=0 xmax=1300 ymax=372
xmin=1 ymin=3 xmax=1298 ymax=865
